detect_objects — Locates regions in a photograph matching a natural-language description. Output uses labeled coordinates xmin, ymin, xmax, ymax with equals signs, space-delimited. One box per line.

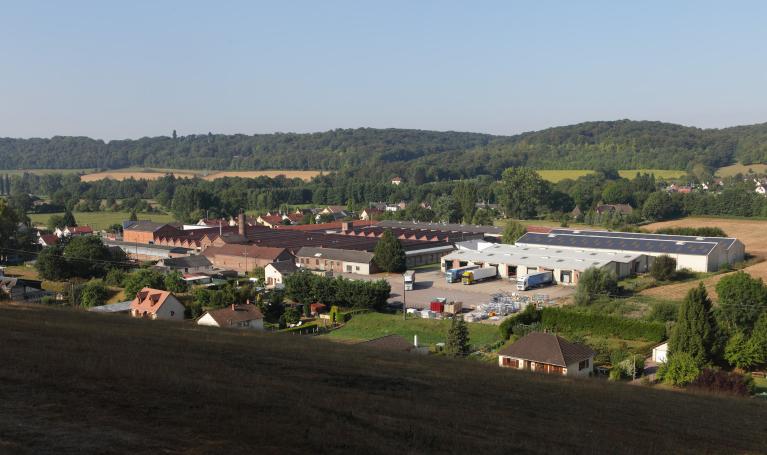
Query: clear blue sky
xmin=1 ymin=1 xmax=765 ymax=140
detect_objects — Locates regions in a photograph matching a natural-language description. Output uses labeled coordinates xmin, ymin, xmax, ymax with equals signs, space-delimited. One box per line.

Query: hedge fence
xmin=540 ymin=307 xmax=666 ymax=342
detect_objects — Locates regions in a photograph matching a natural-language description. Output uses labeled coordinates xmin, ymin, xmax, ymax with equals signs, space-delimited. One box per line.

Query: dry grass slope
xmin=642 ymin=217 xmax=767 ymax=300
xmin=0 ymin=303 xmax=764 ymax=454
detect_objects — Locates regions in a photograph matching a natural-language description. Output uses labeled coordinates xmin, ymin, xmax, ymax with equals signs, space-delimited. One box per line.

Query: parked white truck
xmin=516 ymin=271 xmax=553 ymax=291
xmin=403 ymin=270 xmax=416 ymax=291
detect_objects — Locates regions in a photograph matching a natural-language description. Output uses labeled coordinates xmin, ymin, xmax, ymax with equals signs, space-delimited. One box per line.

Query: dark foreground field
xmin=0 ymin=303 xmax=765 ymax=454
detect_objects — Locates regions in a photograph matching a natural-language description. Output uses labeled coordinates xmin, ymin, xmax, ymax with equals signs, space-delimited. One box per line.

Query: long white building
xmin=441 ymin=243 xmax=647 ymax=286
xmin=515 ymin=229 xmax=745 ymax=273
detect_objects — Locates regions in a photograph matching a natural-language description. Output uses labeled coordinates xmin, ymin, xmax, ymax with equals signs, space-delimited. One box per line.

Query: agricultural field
xmin=324 ymin=312 xmax=501 ymax=349
xmin=28 ymin=211 xmax=176 ymax=230
xmin=641 ymin=217 xmax=767 ymax=301
xmin=2 ymin=303 xmax=764 ymax=453
xmin=78 ymin=168 xmax=321 ymax=182
xmin=716 ymin=162 xmax=767 ymax=177
xmin=535 ymin=169 xmax=686 ymax=183
xmin=0 ymin=168 xmax=94 ymax=176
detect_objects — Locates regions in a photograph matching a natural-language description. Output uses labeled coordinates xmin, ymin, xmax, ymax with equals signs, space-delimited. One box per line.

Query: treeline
xmin=3 ymin=120 xmax=767 ymax=179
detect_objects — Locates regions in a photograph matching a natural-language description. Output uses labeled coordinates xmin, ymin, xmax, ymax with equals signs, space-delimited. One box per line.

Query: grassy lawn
xmin=2 ymin=265 xmax=69 ymax=293
xmin=535 ymin=169 xmax=686 ymax=183
xmin=754 ymin=377 xmax=767 ymax=394
xmin=28 ymin=211 xmax=176 ymax=230
xmin=325 ymin=312 xmax=501 ymax=348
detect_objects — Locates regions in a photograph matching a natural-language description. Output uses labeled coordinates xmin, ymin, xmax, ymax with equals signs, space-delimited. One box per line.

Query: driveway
xmin=336 ymin=267 xmax=575 ymax=311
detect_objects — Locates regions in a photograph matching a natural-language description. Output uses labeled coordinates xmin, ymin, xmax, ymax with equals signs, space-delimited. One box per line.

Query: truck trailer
xmin=403 ymin=270 xmax=416 ymax=291
xmin=516 ymin=271 xmax=553 ymax=291
xmin=461 ymin=267 xmax=497 ymax=285
xmin=445 ymin=265 xmax=479 ymax=283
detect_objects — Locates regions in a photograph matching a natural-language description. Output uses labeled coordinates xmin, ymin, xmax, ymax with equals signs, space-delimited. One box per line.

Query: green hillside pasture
xmin=325 ymin=312 xmax=501 ymax=349
xmin=536 ymin=169 xmax=686 ymax=183
xmin=717 ymin=162 xmax=767 ymax=177
xmin=28 ymin=211 xmax=175 ymax=230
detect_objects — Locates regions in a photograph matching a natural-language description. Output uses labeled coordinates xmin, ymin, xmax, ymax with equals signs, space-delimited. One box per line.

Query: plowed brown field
xmin=641 ymin=217 xmax=767 ymax=300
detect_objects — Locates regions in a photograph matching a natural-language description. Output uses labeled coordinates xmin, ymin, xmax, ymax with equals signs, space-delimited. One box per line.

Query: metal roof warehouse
xmin=441 ymin=243 xmax=648 ymax=286
xmin=515 ymin=229 xmax=744 ymax=273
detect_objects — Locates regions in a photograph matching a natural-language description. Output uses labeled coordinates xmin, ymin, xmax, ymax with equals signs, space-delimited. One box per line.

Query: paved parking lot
xmin=336 ymin=267 xmax=575 ymax=311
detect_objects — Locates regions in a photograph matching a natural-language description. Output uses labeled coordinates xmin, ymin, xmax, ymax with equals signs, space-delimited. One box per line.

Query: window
xmin=355 ymin=266 xmax=360 ymax=271
xmin=502 ymin=357 xmax=519 ymax=368
xmin=579 ymin=359 xmax=590 ymax=370
xmin=170 ymin=311 xmax=175 ymax=316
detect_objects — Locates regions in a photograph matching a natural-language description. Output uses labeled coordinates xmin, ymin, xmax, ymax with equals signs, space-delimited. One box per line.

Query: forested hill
xmin=2 ymin=120 xmax=767 ymax=179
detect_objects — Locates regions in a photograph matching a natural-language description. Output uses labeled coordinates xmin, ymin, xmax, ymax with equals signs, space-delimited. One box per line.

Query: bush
xmin=646 ymin=301 xmax=678 ymax=322
xmin=104 ymin=268 xmax=127 ymax=287
xmin=689 ymin=369 xmax=753 ymax=396
xmin=574 ymin=267 xmax=618 ymax=306
xmin=499 ymin=304 xmax=541 ymax=339
xmin=541 ymin=307 xmax=666 ymax=342
xmin=657 ymin=352 xmax=700 ymax=387
xmin=79 ymin=279 xmax=109 ymax=308
xmin=650 ymin=255 xmax=677 ymax=281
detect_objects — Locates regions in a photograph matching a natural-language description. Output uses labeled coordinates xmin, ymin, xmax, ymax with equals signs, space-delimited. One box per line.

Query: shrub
xmin=657 ymin=352 xmax=700 ymax=387
xmin=540 ymin=307 xmax=666 ymax=342
xmin=104 ymin=268 xmax=127 ymax=287
xmin=79 ymin=279 xmax=109 ymax=308
xmin=574 ymin=267 xmax=618 ymax=306
xmin=689 ymin=369 xmax=753 ymax=396
xmin=646 ymin=301 xmax=678 ymax=322
xmin=650 ymin=255 xmax=677 ymax=281
xmin=654 ymin=227 xmax=727 ymax=237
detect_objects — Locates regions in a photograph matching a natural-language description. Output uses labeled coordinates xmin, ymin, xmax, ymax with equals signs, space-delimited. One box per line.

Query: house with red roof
xmin=54 ymin=225 xmax=94 ymax=239
xmin=129 ymin=288 xmax=185 ymax=321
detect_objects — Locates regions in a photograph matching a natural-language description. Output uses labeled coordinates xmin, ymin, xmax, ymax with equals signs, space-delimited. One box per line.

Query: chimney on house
xmin=342 ymin=221 xmax=353 ymax=231
xmin=238 ymin=212 xmax=245 ymax=236
xmin=231 ymin=304 xmax=236 ymax=311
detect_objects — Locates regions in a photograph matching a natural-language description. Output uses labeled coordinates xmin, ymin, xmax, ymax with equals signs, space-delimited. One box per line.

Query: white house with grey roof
xmin=441 ymin=243 xmax=646 ymax=286
xmin=296 ymin=247 xmax=378 ymax=275
xmin=516 ymin=229 xmax=744 ymax=273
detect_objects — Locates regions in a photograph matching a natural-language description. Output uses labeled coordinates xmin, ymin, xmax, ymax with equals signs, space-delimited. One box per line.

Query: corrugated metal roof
xmin=442 ymin=243 xmax=641 ymax=272
xmin=517 ymin=229 xmax=731 ymax=256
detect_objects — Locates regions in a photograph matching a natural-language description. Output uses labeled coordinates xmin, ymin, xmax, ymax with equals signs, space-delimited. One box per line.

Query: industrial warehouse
xmin=516 ymin=229 xmax=745 ymax=273
xmin=441 ymin=243 xmax=647 ymax=286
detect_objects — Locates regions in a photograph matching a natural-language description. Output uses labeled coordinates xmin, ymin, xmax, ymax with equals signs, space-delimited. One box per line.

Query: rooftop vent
xmin=676 ymin=241 xmax=685 ymax=245
xmin=695 ymin=237 xmax=704 ymax=240
xmin=548 ymin=234 xmax=556 ymax=238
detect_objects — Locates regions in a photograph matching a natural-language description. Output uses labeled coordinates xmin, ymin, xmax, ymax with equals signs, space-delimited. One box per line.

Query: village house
xmin=129 ymin=288 xmax=185 ymax=321
xmin=359 ymin=207 xmax=383 ymax=221
xmin=156 ymin=255 xmax=213 ymax=274
xmin=264 ymin=261 xmax=298 ymax=288
xmin=38 ymin=233 xmax=58 ymax=247
xmin=54 ymin=225 xmax=94 ymax=238
xmin=197 ymin=303 xmax=264 ymax=330
xmin=202 ymin=244 xmax=294 ymax=274
xmin=498 ymin=332 xmax=595 ymax=377
xmin=295 ymin=246 xmax=377 ymax=275
xmin=391 ymin=176 xmax=403 ymax=185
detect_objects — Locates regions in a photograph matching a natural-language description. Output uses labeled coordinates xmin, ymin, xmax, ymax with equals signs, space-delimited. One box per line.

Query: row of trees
xmin=660 ymin=278 xmax=767 ymax=388
xmin=284 ymin=270 xmax=391 ymax=311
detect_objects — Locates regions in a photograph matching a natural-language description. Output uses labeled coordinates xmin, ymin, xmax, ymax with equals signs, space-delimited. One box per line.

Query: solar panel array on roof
xmin=518 ymin=230 xmax=724 ymax=256
xmin=550 ymin=229 xmax=737 ymax=249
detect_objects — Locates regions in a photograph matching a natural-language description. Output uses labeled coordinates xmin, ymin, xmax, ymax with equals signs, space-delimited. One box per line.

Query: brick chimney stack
xmin=238 ymin=212 xmax=245 ymax=236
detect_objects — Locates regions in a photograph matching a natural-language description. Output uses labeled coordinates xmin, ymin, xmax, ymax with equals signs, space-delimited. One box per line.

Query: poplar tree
xmin=446 ymin=316 xmax=470 ymax=356
xmin=373 ymin=229 xmax=406 ymax=273
xmin=669 ymin=282 xmax=718 ymax=366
